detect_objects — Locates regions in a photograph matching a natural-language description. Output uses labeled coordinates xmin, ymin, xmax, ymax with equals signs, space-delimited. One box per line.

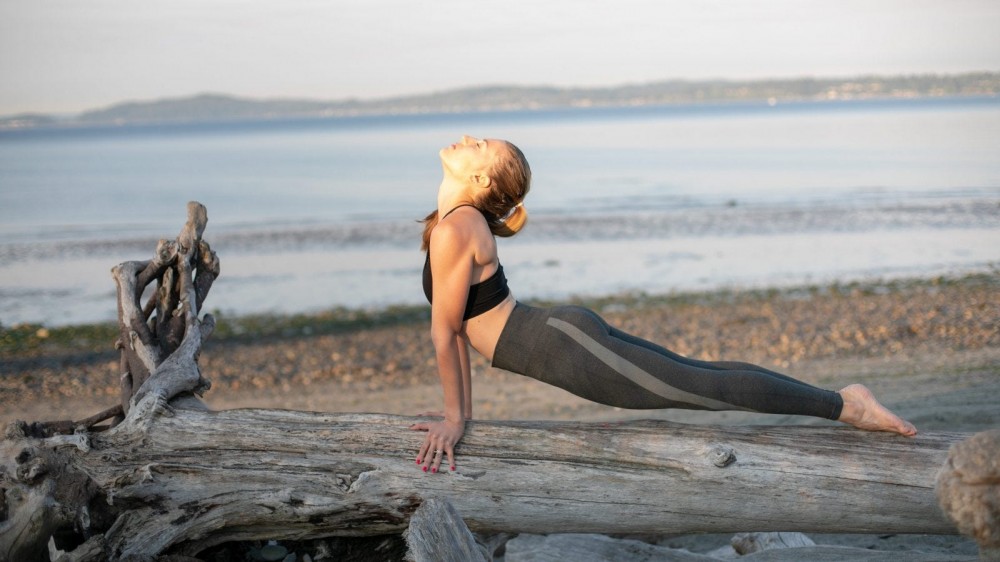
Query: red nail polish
xmin=416 ymin=458 xmax=421 ymax=464
xmin=431 ymin=467 xmax=437 ymax=473
xmin=422 ymin=466 xmax=428 ymax=472
xmin=450 ymin=465 xmax=456 ymax=471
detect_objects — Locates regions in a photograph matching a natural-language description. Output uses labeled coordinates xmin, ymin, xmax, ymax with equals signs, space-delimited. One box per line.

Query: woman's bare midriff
xmin=462 ymin=293 xmax=516 ymax=362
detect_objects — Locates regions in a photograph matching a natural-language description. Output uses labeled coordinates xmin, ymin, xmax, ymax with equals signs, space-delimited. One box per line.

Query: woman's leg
xmin=605 ymin=320 xmax=916 ymax=435
xmin=530 ymin=306 xmax=844 ymax=418
xmin=493 ymin=303 xmax=916 ymax=434
xmin=608 ymin=326 xmax=822 ymax=389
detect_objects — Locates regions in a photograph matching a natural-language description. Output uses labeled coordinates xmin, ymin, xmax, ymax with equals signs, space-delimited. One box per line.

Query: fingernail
xmin=431 ymin=467 xmax=437 ymax=473
xmin=416 ymin=458 xmax=421 ymax=464
xmin=450 ymin=465 xmax=456 ymax=471
xmin=422 ymin=466 xmax=428 ymax=472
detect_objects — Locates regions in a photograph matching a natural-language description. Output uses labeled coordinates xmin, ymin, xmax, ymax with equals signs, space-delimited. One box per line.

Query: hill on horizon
xmin=2 ymin=72 xmax=998 ymax=130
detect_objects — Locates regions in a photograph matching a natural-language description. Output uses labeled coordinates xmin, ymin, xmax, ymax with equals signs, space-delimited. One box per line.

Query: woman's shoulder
xmin=433 ymin=208 xmax=489 ymax=242
xmin=431 ymin=209 xmax=496 ymax=262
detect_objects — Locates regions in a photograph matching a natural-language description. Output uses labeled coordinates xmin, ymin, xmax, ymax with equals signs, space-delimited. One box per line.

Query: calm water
xmin=1 ymin=97 xmax=998 ymax=326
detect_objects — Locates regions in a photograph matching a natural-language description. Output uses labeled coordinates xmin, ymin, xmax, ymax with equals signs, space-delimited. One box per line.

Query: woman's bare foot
xmin=837 ymin=384 xmax=917 ymax=436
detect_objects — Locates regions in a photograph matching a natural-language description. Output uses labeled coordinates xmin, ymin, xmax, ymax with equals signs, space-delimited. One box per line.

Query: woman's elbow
xmin=430 ymin=324 xmax=459 ymax=351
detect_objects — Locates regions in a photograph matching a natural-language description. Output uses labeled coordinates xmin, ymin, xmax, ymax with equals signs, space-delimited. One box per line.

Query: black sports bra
xmin=422 ymin=253 xmax=510 ymax=320
xmin=422 ymin=205 xmax=511 ymax=320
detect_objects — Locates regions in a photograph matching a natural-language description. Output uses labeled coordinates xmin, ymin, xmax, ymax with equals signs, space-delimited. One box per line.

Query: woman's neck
xmin=437 ymin=178 xmax=477 ymax=216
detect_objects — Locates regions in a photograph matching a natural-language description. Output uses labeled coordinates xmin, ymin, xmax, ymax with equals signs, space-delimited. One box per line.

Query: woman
xmin=410 ymin=135 xmax=917 ymax=474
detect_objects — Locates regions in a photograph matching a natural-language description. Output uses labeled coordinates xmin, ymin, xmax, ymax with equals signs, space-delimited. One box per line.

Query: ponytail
xmin=420 ymin=209 xmax=439 ymax=252
xmin=478 ymin=139 xmax=531 ymax=238
xmin=490 ymin=203 xmax=527 ymax=238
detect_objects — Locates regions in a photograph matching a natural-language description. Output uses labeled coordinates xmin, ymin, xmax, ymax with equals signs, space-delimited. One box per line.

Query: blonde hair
xmin=421 ymin=140 xmax=531 ymax=251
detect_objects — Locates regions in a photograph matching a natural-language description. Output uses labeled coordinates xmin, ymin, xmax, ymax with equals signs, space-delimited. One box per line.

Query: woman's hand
xmin=410 ymin=418 xmax=465 ymax=473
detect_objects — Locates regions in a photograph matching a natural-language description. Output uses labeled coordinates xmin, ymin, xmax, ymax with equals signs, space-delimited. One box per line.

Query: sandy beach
xmin=2 ymin=273 xmax=998 ymax=559
xmin=4 ymin=273 xmax=996 ymax=427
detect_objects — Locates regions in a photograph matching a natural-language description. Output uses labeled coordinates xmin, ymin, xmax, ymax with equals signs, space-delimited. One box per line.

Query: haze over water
xmin=1 ymin=96 xmax=998 ymax=327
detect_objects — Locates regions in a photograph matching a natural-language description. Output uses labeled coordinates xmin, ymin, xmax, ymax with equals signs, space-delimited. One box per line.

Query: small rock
xmin=260 ymin=543 xmax=289 ymax=561
xmin=731 ymin=531 xmax=815 ymax=554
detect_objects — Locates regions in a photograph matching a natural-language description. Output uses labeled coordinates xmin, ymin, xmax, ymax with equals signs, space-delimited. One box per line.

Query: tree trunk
xmin=1 ymin=404 xmax=964 ymax=561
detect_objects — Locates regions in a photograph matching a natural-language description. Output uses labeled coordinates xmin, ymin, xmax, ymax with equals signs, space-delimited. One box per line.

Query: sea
xmin=1 ymin=96 xmax=998 ymax=327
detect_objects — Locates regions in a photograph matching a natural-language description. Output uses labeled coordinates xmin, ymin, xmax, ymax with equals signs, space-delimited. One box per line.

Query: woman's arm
xmin=410 ymin=219 xmax=474 ymax=472
xmin=457 ymin=335 xmax=472 ymax=419
xmin=414 ymin=336 xmax=471 ymax=419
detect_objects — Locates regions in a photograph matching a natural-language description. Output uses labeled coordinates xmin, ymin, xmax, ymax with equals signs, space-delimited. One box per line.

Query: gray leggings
xmin=492 ymin=303 xmax=843 ymax=419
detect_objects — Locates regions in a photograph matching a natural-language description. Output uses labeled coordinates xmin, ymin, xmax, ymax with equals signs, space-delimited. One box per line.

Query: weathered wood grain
xmin=404 ymin=498 xmax=488 ymax=562
xmin=1 ymin=404 xmax=964 ymax=560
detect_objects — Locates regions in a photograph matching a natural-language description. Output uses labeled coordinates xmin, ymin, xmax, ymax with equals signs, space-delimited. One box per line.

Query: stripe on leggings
xmin=545 ymin=317 xmax=753 ymax=412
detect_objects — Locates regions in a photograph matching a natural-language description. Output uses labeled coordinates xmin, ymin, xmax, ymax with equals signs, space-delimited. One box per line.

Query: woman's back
xmin=426 ymin=205 xmax=516 ymax=361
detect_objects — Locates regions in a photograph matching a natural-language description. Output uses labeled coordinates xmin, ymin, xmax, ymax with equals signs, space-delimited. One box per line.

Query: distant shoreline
xmin=2 ymin=93 xmax=997 ymax=139
xmin=2 ymin=71 xmax=997 ymax=131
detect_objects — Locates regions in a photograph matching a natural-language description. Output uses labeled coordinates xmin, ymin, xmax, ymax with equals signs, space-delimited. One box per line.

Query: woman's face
xmin=439 ymin=135 xmax=506 ymax=180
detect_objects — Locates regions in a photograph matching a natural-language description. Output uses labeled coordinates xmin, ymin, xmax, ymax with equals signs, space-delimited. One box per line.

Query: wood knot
xmin=16 ymin=457 xmax=48 ymax=483
xmin=710 ymin=446 xmax=737 ymax=468
xmin=334 ymin=473 xmax=355 ymax=492
xmin=15 ymin=447 xmax=35 ymax=465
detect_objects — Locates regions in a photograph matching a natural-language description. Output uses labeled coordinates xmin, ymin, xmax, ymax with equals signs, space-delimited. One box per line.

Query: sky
xmin=1 ymin=0 xmax=999 ymax=116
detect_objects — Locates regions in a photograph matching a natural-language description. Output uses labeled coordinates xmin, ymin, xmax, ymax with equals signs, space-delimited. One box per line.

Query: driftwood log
xmin=0 ymin=406 xmax=970 ymax=560
xmin=18 ymin=201 xmax=219 ymax=441
xmin=0 ymin=202 xmax=990 ymax=561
